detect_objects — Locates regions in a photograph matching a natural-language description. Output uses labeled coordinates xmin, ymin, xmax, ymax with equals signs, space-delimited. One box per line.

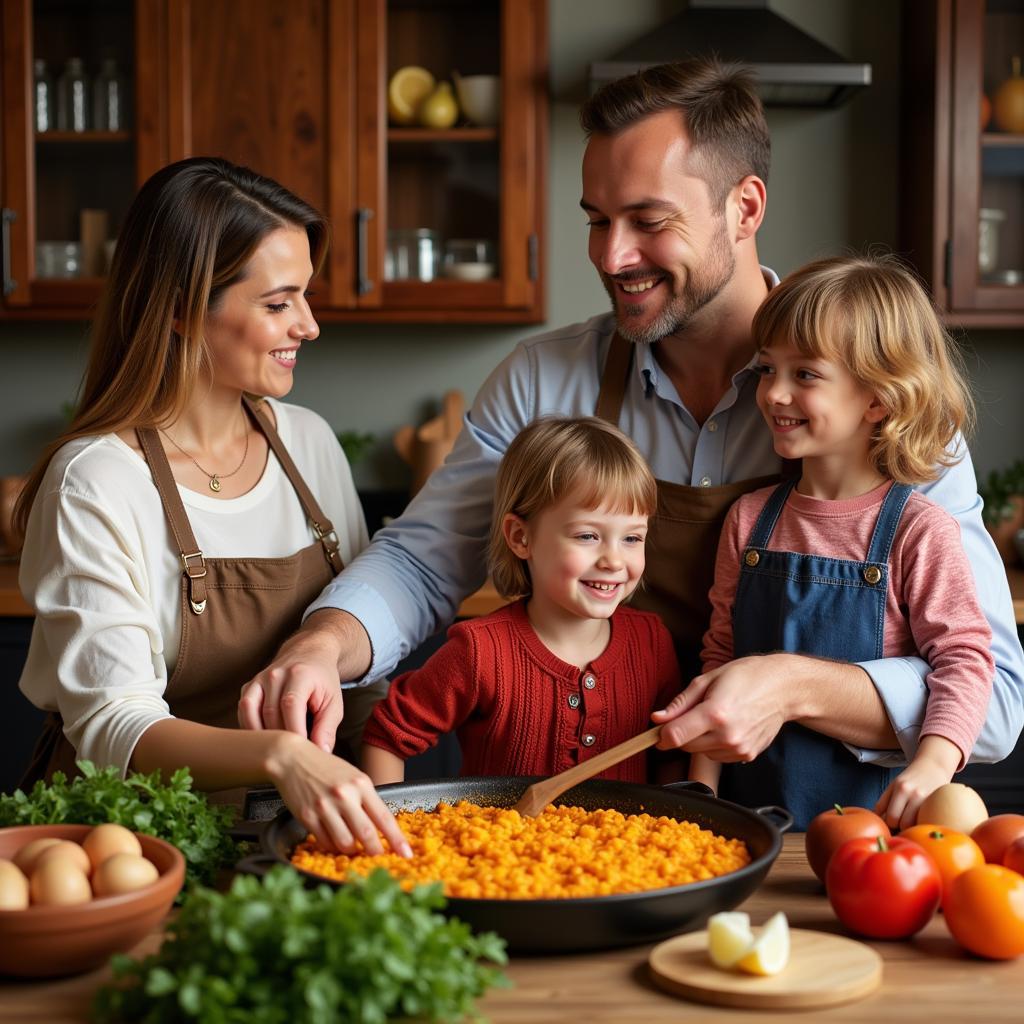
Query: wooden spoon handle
xmin=515 ymin=725 xmax=663 ymax=816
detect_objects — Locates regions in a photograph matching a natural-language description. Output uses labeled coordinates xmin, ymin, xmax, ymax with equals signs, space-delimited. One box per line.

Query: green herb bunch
xmin=0 ymin=761 xmax=236 ymax=888
xmin=93 ymin=866 xmax=509 ymax=1024
xmin=979 ymin=459 xmax=1024 ymax=525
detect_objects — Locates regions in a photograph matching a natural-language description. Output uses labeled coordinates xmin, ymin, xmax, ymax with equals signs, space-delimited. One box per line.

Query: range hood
xmin=589 ymin=0 xmax=871 ymax=108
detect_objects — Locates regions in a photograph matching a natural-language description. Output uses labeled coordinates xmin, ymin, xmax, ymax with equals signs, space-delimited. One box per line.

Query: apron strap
xmin=243 ymin=396 xmax=344 ymax=574
xmin=745 ymin=478 xmax=798 ymax=549
xmin=865 ymin=482 xmax=914 ymax=564
xmin=137 ymin=426 xmax=210 ymax=615
xmin=594 ymin=331 xmax=633 ymax=424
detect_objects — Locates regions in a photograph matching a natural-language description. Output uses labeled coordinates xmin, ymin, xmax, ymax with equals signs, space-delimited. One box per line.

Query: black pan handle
xmin=234 ymin=852 xmax=278 ymax=878
xmin=661 ymin=780 xmax=715 ymax=797
xmin=755 ymin=805 xmax=794 ymax=833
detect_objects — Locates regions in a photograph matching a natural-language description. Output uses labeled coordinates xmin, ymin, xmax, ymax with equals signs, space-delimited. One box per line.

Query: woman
xmin=14 ymin=157 xmax=409 ymax=857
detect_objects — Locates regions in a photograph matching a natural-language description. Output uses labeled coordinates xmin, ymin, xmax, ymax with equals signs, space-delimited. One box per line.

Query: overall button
xmin=863 ymin=566 xmax=882 ymax=585
xmin=744 ymin=550 xmax=760 ymax=567
xmin=567 ymin=693 xmax=581 ymax=709
xmin=582 ymin=734 xmax=596 ymax=747
xmin=699 ymin=475 xmax=712 ymax=487
xmin=582 ymin=674 xmax=596 ymax=689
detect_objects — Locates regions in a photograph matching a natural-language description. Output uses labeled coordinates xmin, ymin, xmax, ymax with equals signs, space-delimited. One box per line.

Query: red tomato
xmin=899 ymin=824 xmax=985 ymax=906
xmin=826 ymin=835 xmax=941 ymax=939
xmin=805 ymin=804 xmax=890 ymax=882
xmin=1004 ymin=836 xmax=1024 ymax=876
xmin=945 ymin=864 xmax=1024 ymax=959
xmin=971 ymin=814 xmax=1024 ymax=864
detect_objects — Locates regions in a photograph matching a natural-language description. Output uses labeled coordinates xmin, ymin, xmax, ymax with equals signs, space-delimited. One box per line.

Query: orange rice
xmin=290 ymin=800 xmax=751 ymax=899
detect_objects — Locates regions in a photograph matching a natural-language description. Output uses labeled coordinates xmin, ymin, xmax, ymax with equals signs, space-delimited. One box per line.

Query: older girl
xmin=673 ymin=255 xmax=994 ymax=830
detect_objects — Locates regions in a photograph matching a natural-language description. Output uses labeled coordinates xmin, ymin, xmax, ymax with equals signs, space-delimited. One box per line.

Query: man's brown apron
xmin=22 ymin=396 xmax=376 ymax=791
xmin=595 ymin=332 xmax=782 ymax=680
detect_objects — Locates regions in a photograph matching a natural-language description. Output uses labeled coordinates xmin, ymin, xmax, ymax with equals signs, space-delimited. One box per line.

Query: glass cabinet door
xmin=2 ymin=0 xmax=138 ymax=310
xmin=951 ymin=0 xmax=1024 ymax=313
xmin=356 ymin=0 xmax=543 ymax=320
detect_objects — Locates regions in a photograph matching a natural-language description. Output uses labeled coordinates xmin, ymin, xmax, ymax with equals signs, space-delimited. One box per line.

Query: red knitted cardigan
xmin=362 ymin=599 xmax=682 ymax=781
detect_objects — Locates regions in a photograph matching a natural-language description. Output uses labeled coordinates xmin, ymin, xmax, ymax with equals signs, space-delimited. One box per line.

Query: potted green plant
xmin=979 ymin=459 xmax=1024 ymax=565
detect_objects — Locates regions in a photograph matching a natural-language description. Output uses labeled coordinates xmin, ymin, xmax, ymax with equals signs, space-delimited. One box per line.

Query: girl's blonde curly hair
xmin=753 ymin=254 xmax=974 ymax=484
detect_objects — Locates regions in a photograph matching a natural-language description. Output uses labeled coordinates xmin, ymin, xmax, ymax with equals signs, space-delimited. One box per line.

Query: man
xmin=240 ymin=58 xmax=1023 ymax=828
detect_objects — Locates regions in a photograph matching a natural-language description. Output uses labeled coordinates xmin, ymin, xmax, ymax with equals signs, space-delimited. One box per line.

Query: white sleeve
xmin=19 ymin=486 xmax=173 ymax=776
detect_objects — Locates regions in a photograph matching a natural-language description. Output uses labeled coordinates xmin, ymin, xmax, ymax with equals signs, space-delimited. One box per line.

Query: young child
xmin=361 ymin=416 xmax=682 ymax=784
xmin=684 ymin=255 xmax=994 ymax=831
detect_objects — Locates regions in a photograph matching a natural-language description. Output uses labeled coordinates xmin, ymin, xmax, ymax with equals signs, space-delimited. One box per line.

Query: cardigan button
xmin=744 ymin=550 xmax=760 ymax=567
xmin=583 ymin=674 xmax=596 ymax=689
xmin=568 ymin=693 xmax=581 ymax=709
xmin=582 ymin=734 xmax=596 ymax=747
xmin=863 ymin=565 xmax=882 ymax=585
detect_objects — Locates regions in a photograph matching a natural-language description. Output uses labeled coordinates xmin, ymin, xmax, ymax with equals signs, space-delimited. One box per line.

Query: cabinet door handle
xmin=356 ymin=207 xmax=374 ymax=295
xmin=1 ymin=209 xmax=17 ymax=297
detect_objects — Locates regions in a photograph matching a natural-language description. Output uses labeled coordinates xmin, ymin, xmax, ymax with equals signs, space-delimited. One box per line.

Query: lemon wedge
xmin=735 ymin=911 xmax=790 ymax=976
xmin=388 ymin=66 xmax=436 ymax=125
xmin=707 ymin=911 xmax=754 ymax=968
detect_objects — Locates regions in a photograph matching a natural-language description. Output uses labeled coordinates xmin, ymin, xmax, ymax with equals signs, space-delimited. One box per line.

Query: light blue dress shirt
xmin=310 ymin=299 xmax=1024 ymax=767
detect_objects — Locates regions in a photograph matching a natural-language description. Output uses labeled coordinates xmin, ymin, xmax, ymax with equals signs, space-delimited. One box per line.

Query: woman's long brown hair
xmin=14 ymin=156 xmax=328 ymax=538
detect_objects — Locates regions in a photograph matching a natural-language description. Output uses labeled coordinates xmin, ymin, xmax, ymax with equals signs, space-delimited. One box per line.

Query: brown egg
xmin=29 ymin=859 xmax=92 ymax=906
xmin=33 ymin=840 xmax=93 ymax=878
xmin=12 ymin=837 xmax=61 ymax=876
xmin=82 ymin=823 xmax=142 ymax=872
xmin=0 ymin=859 xmax=30 ymax=910
xmin=91 ymin=853 xmax=159 ymax=897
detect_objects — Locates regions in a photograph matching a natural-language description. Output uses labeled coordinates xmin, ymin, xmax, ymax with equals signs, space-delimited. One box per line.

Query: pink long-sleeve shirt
xmin=703 ymin=481 xmax=994 ymax=767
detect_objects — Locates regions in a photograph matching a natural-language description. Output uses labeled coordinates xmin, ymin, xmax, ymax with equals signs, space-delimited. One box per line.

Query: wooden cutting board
xmin=649 ymin=927 xmax=882 ymax=1010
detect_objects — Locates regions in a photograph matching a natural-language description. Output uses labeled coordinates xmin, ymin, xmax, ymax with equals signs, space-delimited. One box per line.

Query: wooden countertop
xmin=5 ymin=561 xmax=1024 ymax=624
xmin=2 ymin=833 xmax=1022 ymax=1022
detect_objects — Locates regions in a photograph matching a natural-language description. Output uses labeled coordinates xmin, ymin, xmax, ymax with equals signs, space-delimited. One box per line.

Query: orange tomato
xmin=1004 ymin=836 xmax=1024 ymax=876
xmin=972 ymin=814 xmax=1024 ymax=864
xmin=945 ymin=864 xmax=1024 ymax=960
xmin=900 ymin=824 xmax=985 ymax=906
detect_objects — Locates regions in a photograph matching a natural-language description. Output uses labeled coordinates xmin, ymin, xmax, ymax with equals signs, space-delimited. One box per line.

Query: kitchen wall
xmin=2 ymin=0 xmax=1023 ymax=492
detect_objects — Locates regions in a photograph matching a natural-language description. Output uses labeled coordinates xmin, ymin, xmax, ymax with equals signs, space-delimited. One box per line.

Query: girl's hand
xmin=267 ymin=733 xmax=412 ymax=858
xmin=874 ymin=735 xmax=962 ymax=832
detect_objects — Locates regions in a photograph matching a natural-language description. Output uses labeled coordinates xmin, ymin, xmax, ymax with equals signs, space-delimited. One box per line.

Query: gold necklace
xmin=160 ymin=418 xmax=250 ymax=492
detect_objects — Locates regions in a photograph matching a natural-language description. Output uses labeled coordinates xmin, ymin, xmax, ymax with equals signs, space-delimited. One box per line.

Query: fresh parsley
xmin=0 ymin=761 xmax=237 ymax=889
xmin=92 ymin=866 xmax=510 ymax=1024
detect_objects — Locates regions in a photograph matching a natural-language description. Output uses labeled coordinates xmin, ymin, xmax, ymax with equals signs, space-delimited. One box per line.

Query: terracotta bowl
xmin=0 ymin=823 xmax=185 ymax=977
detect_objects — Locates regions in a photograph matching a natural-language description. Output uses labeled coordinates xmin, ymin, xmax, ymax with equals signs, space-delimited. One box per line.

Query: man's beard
xmin=602 ymin=221 xmax=735 ymax=345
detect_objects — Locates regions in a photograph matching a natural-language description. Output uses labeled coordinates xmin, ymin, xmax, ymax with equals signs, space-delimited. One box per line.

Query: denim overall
xmin=718 ymin=478 xmax=913 ymax=830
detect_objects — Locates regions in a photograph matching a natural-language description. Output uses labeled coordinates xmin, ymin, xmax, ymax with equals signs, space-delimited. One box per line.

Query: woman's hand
xmin=266 ymin=732 xmax=412 ymax=858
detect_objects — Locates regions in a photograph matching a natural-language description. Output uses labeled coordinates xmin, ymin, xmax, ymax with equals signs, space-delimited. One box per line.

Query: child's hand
xmin=874 ymin=736 xmax=962 ymax=831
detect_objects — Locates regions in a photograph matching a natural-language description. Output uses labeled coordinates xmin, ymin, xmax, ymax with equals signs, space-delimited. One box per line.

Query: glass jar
xmin=385 ymin=228 xmax=441 ymax=281
xmin=56 ymin=57 xmax=90 ymax=132
xmin=36 ymin=241 xmax=82 ymax=279
xmin=33 ymin=59 xmax=55 ymax=133
xmin=442 ymin=238 xmax=497 ymax=281
xmin=93 ymin=57 xmax=129 ymax=132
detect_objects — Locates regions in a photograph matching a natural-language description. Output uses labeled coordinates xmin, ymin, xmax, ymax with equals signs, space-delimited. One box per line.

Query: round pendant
xmin=209 ymin=476 xmax=221 ymax=492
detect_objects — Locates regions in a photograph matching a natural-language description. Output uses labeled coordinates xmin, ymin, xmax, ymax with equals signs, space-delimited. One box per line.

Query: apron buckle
xmin=311 ymin=520 xmax=342 ymax=571
xmin=181 ymin=551 xmax=208 ymax=615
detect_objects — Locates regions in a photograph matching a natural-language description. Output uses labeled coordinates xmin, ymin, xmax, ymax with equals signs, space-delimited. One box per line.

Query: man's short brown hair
xmin=580 ymin=57 xmax=770 ymax=208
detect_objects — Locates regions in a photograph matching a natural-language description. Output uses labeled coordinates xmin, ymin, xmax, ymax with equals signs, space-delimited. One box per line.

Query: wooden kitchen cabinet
xmin=902 ymin=0 xmax=1024 ymax=326
xmin=0 ymin=0 xmax=547 ymax=323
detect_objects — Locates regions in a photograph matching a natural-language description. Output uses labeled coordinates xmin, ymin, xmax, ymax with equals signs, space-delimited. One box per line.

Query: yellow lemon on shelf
xmin=388 ymin=66 xmax=436 ymax=125
xmin=418 ymin=81 xmax=459 ymax=129
xmin=735 ymin=912 xmax=790 ymax=976
xmin=707 ymin=911 xmax=754 ymax=968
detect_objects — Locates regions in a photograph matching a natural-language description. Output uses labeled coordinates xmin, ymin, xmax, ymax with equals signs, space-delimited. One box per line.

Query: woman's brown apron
xmin=595 ymin=332 xmax=782 ymax=680
xmin=22 ymin=396 xmax=379 ymax=792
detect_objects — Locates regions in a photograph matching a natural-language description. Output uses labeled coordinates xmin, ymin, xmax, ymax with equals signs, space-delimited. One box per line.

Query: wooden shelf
xmin=387 ymin=127 xmax=497 ymax=143
xmin=982 ymin=131 xmax=1024 ymax=147
xmin=35 ymin=131 xmax=132 ymax=143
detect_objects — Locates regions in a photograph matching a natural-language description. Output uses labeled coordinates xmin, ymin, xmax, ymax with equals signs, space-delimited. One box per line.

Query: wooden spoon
xmin=513 ymin=725 xmax=663 ymax=817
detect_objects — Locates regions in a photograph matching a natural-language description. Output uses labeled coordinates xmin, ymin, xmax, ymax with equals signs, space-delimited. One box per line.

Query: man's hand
xmin=238 ymin=609 xmax=373 ymax=753
xmin=651 ymin=655 xmax=792 ymax=762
